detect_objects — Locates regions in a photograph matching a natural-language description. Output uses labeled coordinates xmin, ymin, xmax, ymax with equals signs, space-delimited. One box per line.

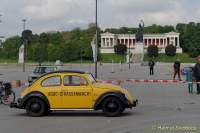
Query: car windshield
xmin=33 ymin=67 xmax=40 ymax=74
xmin=33 ymin=67 xmax=56 ymax=74
xmin=87 ymin=73 xmax=97 ymax=84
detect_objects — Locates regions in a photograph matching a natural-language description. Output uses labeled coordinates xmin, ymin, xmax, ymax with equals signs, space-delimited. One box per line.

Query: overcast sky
xmin=0 ymin=0 xmax=200 ymax=37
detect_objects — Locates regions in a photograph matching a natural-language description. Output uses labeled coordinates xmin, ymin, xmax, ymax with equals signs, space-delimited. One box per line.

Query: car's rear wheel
xmin=102 ymin=97 xmax=124 ymax=117
xmin=25 ymin=98 xmax=46 ymax=117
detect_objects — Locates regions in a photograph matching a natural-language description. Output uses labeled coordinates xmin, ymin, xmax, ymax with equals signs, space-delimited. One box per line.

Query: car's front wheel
xmin=25 ymin=98 xmax=46 ymax=117
xmin=102 ymin=97 xmax=124 ymax=117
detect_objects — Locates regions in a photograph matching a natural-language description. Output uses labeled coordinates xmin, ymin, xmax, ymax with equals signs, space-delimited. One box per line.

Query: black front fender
xmin=94 ymin=92 xmax=128 ymax=110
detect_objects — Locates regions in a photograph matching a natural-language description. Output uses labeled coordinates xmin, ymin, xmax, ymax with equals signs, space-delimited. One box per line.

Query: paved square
xmin=0 ymin=63 xmax=199 ymax=133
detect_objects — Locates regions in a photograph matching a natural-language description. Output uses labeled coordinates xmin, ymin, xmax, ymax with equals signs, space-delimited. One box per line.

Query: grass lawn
xmin=0 ymin=59 xmax=17 ymax=64
xmin=144 ymin=53 xmax=196 ymax=63
xmin=68 ymin=60 xmax=93 ymax=63
xmin=0 ymin=53 xmax=194 ymax=64
xmin=100 ymin=53 xmax=126 ymax=63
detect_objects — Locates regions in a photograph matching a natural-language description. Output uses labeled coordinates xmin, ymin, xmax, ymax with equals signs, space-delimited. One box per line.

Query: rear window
xmin=64 ymin=76 xmax=87 ymax=86
xmin=41 ymin=76 xmax=61 ymax=87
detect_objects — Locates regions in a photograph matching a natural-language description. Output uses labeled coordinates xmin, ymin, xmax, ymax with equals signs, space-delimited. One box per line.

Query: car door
xmin=61 ymin=74 xmax=93 ymax=109
xmin=41 ymin=75 xmax=62 ymax=109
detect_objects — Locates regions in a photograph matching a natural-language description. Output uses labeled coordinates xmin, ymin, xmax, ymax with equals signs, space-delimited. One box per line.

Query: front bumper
xmin=10 ymin=98 xmax=23 ymax=109
xmin=127 ymin=99 xmax=138 ymax=108
xmin=132 ymin=99 xmax=138 ymax=107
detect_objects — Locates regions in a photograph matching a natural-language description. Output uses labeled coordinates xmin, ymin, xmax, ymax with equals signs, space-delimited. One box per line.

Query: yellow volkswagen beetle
xmin=10 ymin=70 xmax=137 ymax=117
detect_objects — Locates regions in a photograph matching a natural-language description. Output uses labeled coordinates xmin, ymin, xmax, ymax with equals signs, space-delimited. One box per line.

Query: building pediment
xmin=101 ymin=32 xmax=116 ymax=38
xmin=165 ymin=31 xmax=180 ymax=35
xmin=102 ymin=32 xmax=114 ymax=35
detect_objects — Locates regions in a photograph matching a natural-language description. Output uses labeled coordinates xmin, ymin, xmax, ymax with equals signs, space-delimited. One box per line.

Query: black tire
xmin=102 ymin=97 xmax=124 ymax=117
xmin=1 ymin=90 xmax=15 ymax=105
xmin=25 ymin=98 xmax=47 ymax=117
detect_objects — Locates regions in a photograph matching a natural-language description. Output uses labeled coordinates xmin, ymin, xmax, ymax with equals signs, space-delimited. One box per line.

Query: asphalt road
xmin=0 ymin=63 xmax=199 ymax=133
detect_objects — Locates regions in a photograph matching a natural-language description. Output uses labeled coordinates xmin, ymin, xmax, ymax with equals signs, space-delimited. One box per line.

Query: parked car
xmin=11 ymin=70 xmax=138 ymax=117
xmin=28 ymin=66 xmax=58 ymax=83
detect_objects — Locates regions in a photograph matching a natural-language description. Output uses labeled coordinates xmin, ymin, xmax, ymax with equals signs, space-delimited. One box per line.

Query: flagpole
xmin=22 ymin=19 xmax=26 ymax=72
xmin=95 ymin=0 xmax=98 ymax=78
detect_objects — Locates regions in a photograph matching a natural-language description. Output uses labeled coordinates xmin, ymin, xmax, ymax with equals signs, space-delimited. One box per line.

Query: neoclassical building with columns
xmin=100 ymin=31 xmax=182 ymax=54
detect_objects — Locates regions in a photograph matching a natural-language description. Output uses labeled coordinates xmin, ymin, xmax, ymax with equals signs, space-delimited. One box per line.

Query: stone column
xmin=177 ymin=37 xmax=180 ymax=47
xmin=111 ymin=38 xmax=114 ymax=47
xmin=113 ymin=38 xmax=116 ymax=46
xmin=174 ymin=37 xmax=176 ymax=46
xmin=109 ymin=38 xmax=111 ymax=47
xmin=150 ymin=38 xmax=152 ymax=45
xmin=155 ymin=38 xmax=157 ymax=45
xmin=106 ymin=38 xmax=109 ymax=47
xmin=101 ymin=38 xmax=104 ymax=47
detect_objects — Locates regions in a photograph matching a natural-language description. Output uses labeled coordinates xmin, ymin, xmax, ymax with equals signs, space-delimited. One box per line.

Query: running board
xmin=50 ymin=109 xmax=94 ymax=111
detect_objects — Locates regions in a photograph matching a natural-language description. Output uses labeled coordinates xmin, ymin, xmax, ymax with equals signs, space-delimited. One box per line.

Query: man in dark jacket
xmin=173 ymin=59 xmax=181 ymax=80
xmin=193 ymin=56 xmax=200 ymax=94
xmin=148 ymin=59 xmax=155 ymax=75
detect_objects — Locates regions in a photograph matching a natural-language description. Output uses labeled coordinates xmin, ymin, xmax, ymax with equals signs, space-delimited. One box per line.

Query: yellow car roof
xmin=40 ymin=70 xmax=88 ymax=77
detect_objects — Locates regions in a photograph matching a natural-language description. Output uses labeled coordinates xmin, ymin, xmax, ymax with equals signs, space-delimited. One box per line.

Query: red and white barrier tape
xmin=98 ymin=79 xmax=200 ymax=85
xmin=10 ymin=79 xmax=200 ymax=88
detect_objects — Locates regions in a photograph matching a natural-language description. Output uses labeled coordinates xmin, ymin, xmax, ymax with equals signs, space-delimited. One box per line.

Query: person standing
xmin=193 ymin=56 xmax=200 ymax=94
xmin=186 ymin=66 xmax=193 ymax=94
xmin=173 ymin=59 xmax=182 ymax=80
xmin=149 ymin=59 xmax=155 ymax=75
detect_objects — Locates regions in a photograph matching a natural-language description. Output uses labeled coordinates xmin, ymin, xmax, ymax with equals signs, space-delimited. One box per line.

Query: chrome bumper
xmin=132 ymin=99 xmax=138 ymax=107
xmin=10 ymin=98 xmax=23 ymax=109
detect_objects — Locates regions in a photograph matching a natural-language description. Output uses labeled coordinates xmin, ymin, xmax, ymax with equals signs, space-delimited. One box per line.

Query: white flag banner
xmin=18 ymin=44 xmax=24 ymax=64
xmin=91 ymin=34 xmax=97 ymax=62
xmin=91 ymin=43 xmax=97 ymax=62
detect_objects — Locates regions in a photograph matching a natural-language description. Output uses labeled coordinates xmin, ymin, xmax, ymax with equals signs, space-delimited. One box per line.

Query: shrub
xmin=147 ymin=45 xmax=158 ymax=57
xmin=165 ymin=45 xmax=176 ymax=56
xmin=188 ymin=44 xmax=200 ymax=58
xmin=114 ymin=44 xmax=127 ymax=55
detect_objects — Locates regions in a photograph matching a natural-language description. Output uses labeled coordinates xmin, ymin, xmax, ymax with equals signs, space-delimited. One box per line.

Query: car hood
xmin=92 ymin=82 xmax=122 ymax=91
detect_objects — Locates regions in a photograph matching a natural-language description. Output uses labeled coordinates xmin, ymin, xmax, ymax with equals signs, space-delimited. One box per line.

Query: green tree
xmin=30 ymin=43 xmax=48 ymax=64
xmin=165 ymin=45 xmax=176 ymax=56
xmin=39 ymin=33 xmax=49 ymax=44
xmin=47 ymin=43 xmax=61 ymax=62
xmin=1 ymin=36 xmax=22 ymax=59
xmin=176 ymin=22 xmax=200 ymax=56
xmin=147 ymin=45 xmax=158 ymax=57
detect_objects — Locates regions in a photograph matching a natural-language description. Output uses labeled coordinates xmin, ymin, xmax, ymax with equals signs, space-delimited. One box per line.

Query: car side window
xmin=42 ymin=76 xmax=61 ymax=87
xmin=40 ymin=67 xmax=46 ymax=74
xmin=64 ymin=76 xmax=87 ymax=86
